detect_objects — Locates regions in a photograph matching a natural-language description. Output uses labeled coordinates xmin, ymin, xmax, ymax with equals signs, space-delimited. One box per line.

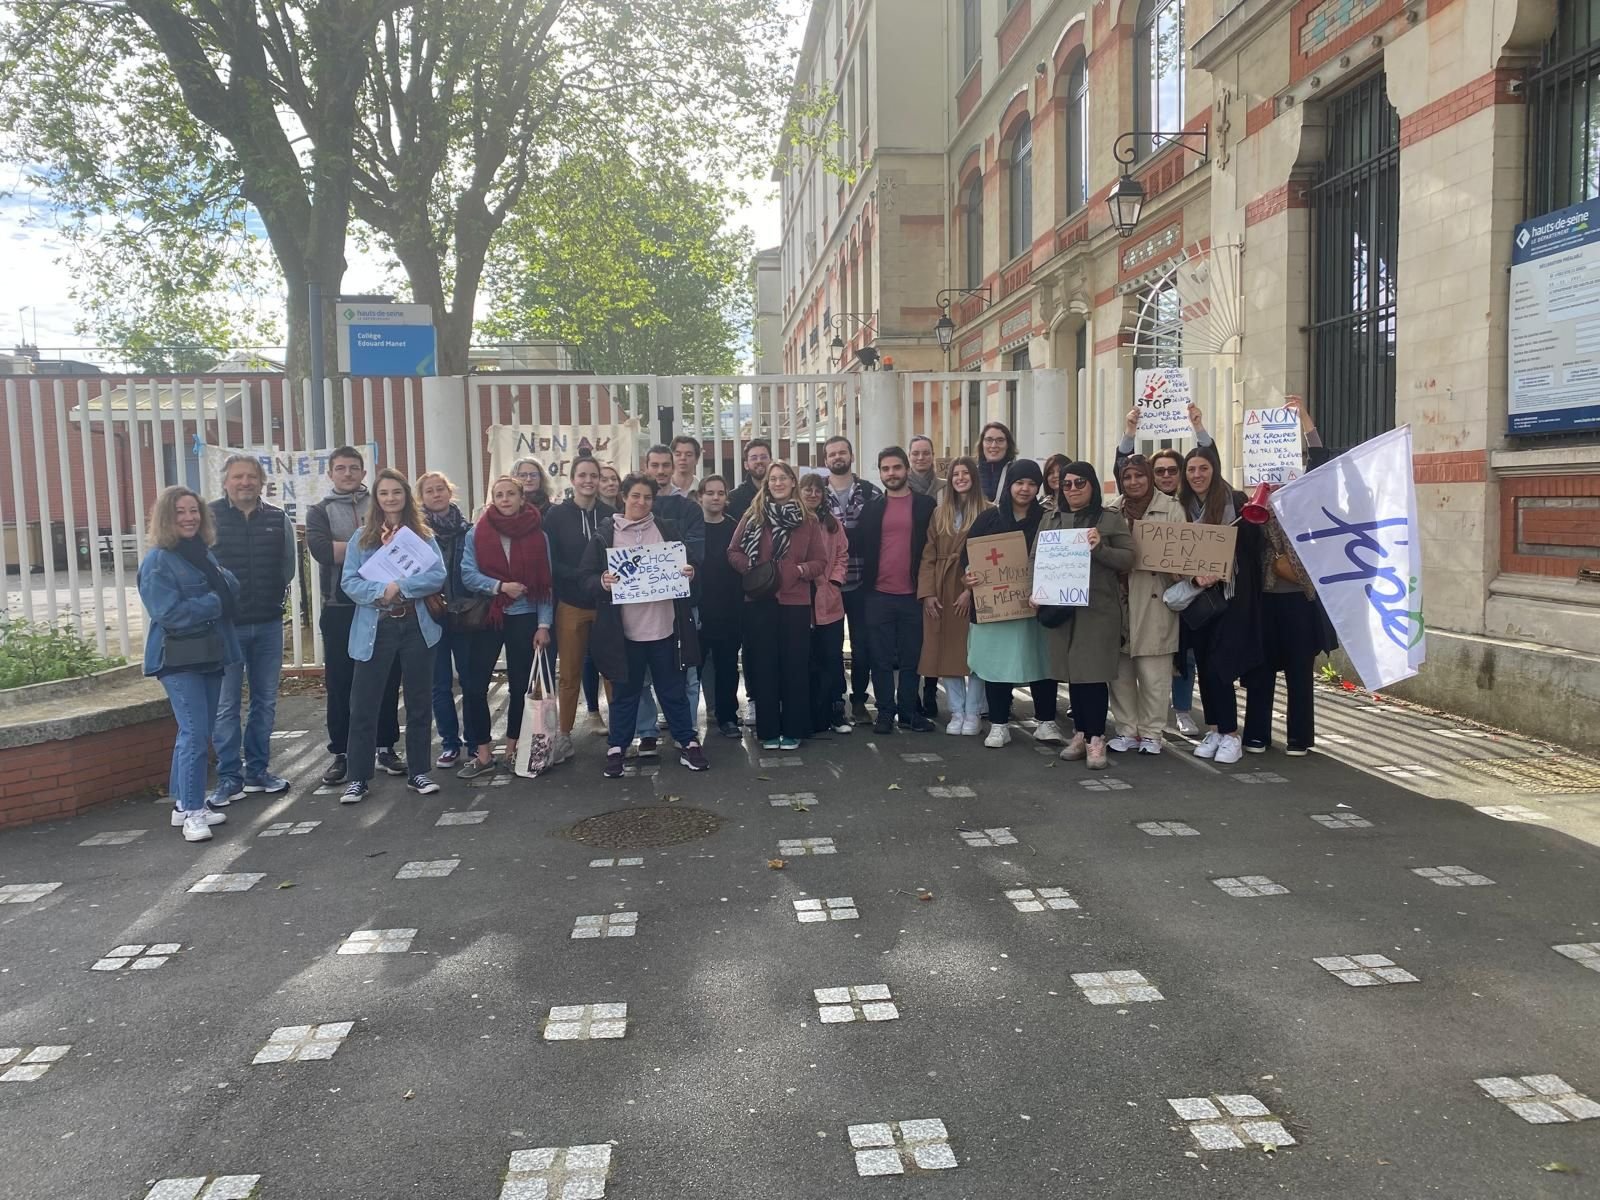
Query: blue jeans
xmin=164 ymin=670 xmax=223 ymax=812
xmin=432 ymin=626 xmax=473 ymax=753
xmin=611 ymin=638 xmax=697 ymax=750
xmin=1171 ymin=647 xmax=1197 ymax=712
xmin=635 ymin=667 xmax=700 ymax=736
xmin=213 ymin=620 xmax=282 ymax=784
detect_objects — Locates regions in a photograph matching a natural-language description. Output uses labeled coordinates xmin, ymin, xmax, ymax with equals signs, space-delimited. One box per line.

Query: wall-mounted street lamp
xmin=932 ymin=287 xmax=992 ymax=354
xmin=825 ymin=312 xmax=878 ymax=366
xmin=1106 ymin=129 xmax=1210 ymax=238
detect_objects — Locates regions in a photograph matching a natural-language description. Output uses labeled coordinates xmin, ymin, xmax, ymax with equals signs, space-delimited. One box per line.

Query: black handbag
xmin=742 ymin=561 xmax=780 ymax=600
xmin=1036 ymin=605 xmax=1074 ymax=629
xmin=447 ymin=594 xmax=491 ymax=633
xmin=1179 ymin=584 xmax=1228 ymax=632
xmin=162 ymin=624 xmax=225 ymax=670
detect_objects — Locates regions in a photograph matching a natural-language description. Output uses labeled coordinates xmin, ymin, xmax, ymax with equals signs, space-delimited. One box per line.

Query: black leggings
xmin=985 ymin=679 xmax=1058 ymax=724
xmin=1068 ymin=682 xmax=1108 ymax=738
xmin=466 ymin=611 xmax=539 ymax=743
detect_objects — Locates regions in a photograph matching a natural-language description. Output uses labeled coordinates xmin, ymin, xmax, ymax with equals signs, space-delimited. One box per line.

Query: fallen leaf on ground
xmin=1540 ymin=1163 xmax=1578 ymax=1175
xmin=663 ymin=794 xmax=682 ymax=803
xmin=937 ymin=775 xmax=946 ymax=782
xmin=767 ymin=858 xmax=786 ymax=870
xmin=887 ymin=783 xmax=901 ymax=791
xmin=402 ymin=1089 xmax=415 ymax=1100
xmin=277 ymin=881 xmax=296 ymax=889
xmin=917 ymin=890 xmax=934 ymax=901
xmin=756 ymin=775 xmax=771 ymax=781
xmin=364 ymin=850 xmax=387 ymax=858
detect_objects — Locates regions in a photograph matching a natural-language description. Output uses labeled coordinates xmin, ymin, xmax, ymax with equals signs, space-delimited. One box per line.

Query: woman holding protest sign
xmin=1037 ymin=462 xmax=1134 ymax=769
xmin=918 ymin=457 xmax=991 ymax=735
xmin=579 ymin=474 xmax=708 ymax=776
xmin=961 ymin=459 xmax=1059 ymax=748
xmin=729 ymin=462 xmax=830 ymax=750
xmin=1147 ymin=446 xmax=1201 ymax=735
xmin=457 ymin=475 xmax=554 ymax=780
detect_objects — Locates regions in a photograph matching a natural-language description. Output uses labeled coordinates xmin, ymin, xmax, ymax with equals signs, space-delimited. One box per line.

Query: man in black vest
xmin=208 ymin=454 xmax=297 ymax=803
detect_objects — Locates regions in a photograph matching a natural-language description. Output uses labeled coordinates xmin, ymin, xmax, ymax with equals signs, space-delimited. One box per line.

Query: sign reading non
xmin=1133 ymin=367 xmax=1194 ymax=438
xmin=201 ymin=443 xmax=379 ymax=525
xmin=966 ymin=531 xmax=1033 ymax=622
xmin=1242 ymin=407 xmax=1303 ymax=486
xmin=1509 ymin=197 xmax=1600 ymax=433
xmin=1031 ymin=527 xmax=1092 ymax=607
xmin=336 ymin=303 xmax=437 ymax=376
xmin=1131 ymin=520 xmax=1237 ymax=581
xmin=488 ymin=423 xmax=639 ymax=494
xmin=607 ymin=542 xmax=690 ymax=605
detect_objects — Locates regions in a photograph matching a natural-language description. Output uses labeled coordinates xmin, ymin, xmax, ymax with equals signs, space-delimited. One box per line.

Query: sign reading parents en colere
xmin=1130 ymin=521 xmax=1237 ymax=581
xmin=607 ymin=542 xmax=690 ymax=605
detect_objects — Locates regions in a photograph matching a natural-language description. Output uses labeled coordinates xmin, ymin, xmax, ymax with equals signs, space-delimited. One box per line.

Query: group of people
xmin=138 ymin=403 xmax=1336 ymax=843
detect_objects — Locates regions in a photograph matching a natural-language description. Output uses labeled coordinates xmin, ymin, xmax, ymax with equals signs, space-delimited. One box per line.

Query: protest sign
xmin=1242 ymin=407 xmax=1304 ymax=486
xmin=1130 ymin=520 xmax=1237 ymax=581
xmin=201 ymin=443 xmax=378 ymax=525
xmin=1269 ymin=426 xmax=1425 ymax=690
xmin=607 ymin=541 xmax=690 ymax=605
xmin=356 ymin=526 xmax=436 ymax=584
xmin=1031 ymin=527 xmax=1092 ymax=606
xmin=1133 ymin=367 xmax=1194 ymax=438
xmin=966 ymin=531 xmax=1033 ymax=622
xmin=488 ymin=422 xmax=638 ymax=494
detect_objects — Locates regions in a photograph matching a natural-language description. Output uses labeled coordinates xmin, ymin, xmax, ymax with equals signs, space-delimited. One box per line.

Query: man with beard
xmin=727 ymin=438 xmax=772 ymax=523
xmin=822 ymin=435 xmax=883 ymax=725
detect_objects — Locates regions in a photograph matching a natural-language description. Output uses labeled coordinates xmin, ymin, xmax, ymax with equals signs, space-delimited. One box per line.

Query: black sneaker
xmin=603 ymin=750 xmax=626 ymax=778
xmin=340 ymin=781 xmax=368 ymax=805
xmin=851 ymin=702 xmax=872 ymax=725
xmin=407 ymin=774 xmax=441 ymax=795
xmin=321 ymin=754 xmax=347 ymax=785
xmin=679 ymin=743 xmax=709 ymax=771
xmin=910 ymin=714 xmax=936 ymax=733
xmin=873 ymin=715 xmax=895 ymax=735
xmin=636 ymin=737 xmax=658 ymax=759
xmin=376 ymin=748 xmax=406 ymax=776
xmin=718 ymin=721 xmax=742 ymax=739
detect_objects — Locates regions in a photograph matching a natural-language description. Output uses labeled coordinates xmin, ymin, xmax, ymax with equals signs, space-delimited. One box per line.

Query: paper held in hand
xmin=608 ymin=541 xmax=690 ymax=605
xmin=1130 ymin=520 xmax=1237 ymax=582
xmin=1031 ymin=527 xmax=1093 ymax=606
xmin=966 ymin=531 xmax=1034 ymax=622
xmin=357 ymin=526 xmax=435 ymax=584
xmin=1242 ymin=407 xmax=1304 ymax=486
xmin=1134 ymin=367 xmax=1194 ymax=438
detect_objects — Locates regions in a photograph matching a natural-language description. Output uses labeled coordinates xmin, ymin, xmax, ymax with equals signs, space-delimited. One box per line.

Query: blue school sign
xmin=336 ymin=303 xmax=437 ymax=376
xmin=1508 ymin=198 xmax=1600 ymax=434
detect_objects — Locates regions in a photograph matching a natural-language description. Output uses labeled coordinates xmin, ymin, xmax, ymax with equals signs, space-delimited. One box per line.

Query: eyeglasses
xmin=1153 ymin=466 xmax=1179 ymax=476
xmin=514 ymin=470 xmax=540 ymax=480
xmin=981 ymin=435 xmax=1007 ymax=445
xmin=1062 ymin=478 xmax=1090 ymax=490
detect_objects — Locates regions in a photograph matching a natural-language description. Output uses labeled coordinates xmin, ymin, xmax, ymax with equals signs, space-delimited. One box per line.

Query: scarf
xmin=424 ymin=501 xmax=469 ymax=538
xmin=474 ymin=505 xmax=551 ymax=628
xmin=1118 ymin=461 xmax=1156 ymax=521
xmin=742 ymin=500 xmax=804 ymax=565
xmin=174 ymin=535 xmax=235 ymax=621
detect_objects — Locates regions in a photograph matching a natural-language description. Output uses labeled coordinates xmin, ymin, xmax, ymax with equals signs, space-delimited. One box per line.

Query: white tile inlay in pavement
xmin=770 ymin=792 xmax=819 ymax=809
xmin=79 ymin=830 xmax=147 ymax=846
xmin=1412 ymin=865 xmax=1494 ymax=887
xmin=0 ymin=1044 xmax=71 ymax=1082
xmin=1311 ymin=812 xmax=1373 ymax=829
xmin=1005 ymin=886 xmax=1079 ymax=912
xmin=1313 ymin=954 xmax=1419 ymax=986
xmin=1553 ymin=943 xmax=1600 ymax=973
xmin=1235 ymin=771 xmax=1288 ymax=784
xmin=1376 ymin=764 xmax=1442 ymax=779
xmin=571 ymin=912 xmax=638 ymax=939
xmin=436 ymin=810 xmax=489 ymax=826
xmin=270 ymin=729 xmax=309 ymax=740
xmin=1431 ymin=727 xmax=1491 ymax=740
xmin=92 ymin=942 xmax=182 ymax=971
xmin=542 ymin=1003 xmax=628 ymax=1040
xmin=816 ymin=984 xmax=900 ymax=1023
xmin=759 ymin=756 xmax=804 ymax=768
xmin=187 ymin=874 xmax=264 ymax=894
xmin=778 ymin=837 xmax=837 ymax=856
xmin=588 ymin=856 xmax=644 ymax=867
xmin=396 ymin=859 xmax=459 ymax=879
xmin=847 ymin=1118 xmax=957 ymax=1175
xmin=959 ymin=827 xmax=1017 ymax=847
xmin=1079 ymin=777 xmax=1132 ymax=792
xmin=927 ymin=785 xmax=976 ymax=798
xmin=900 ymin=752 xmax=943 ymax=763
xmin=500 ymin=1144 xmax=613 ymax=1199
xmin=1137 ymin=821 xmax=1198 ymax=836
xmin=1167 ymin=1094 xmax=1296 ymax=1149
xmin=251 ymin=1022 xmax=353 ymax=1064
xmin=1475 ymin=1075 xmax=1600 ymax=1123
xmin=337 ymin=928 xmax=417 ymax=955
xmin=1474 ymin=804 xmax=1549 ymax=823
xmin=0 ymin=882 xmax=62 ymax=903
xmin=1211 ymin=875 xmax=1290 ymax=898
xmin=1072 ymin=971 xmax=1163 ymax=1004
xmin=794 ymin=896 xmax=859 ymax=922
xmin=258 ymin=821 xmax=320 ymax=837
xmin=142 ymin=1175 xmax=262 ymax=1199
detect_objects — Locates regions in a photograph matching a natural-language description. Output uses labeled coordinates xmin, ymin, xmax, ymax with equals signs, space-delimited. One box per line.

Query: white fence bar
xmin=5 ymin=384 xmax=34 ymax=623
xmin=27 ymin=381 xmax=58 ymax=625
xmin=74 ymin=379 xmax=108 ymax=654
xmin=51 ymin=380 xmax=82 ymax=638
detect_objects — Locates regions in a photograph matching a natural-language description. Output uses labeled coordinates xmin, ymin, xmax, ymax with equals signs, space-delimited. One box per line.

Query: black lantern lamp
xmin=1106 ymin=129 xmax=1209 ymax=238
xmin=931 ymin=287 xmax=992 ymax=356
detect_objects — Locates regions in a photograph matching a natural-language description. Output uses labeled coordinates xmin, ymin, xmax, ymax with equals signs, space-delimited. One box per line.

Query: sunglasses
xmin=1153 ymin=466 xmax=1180 ymax=476
xmin=1062 ymin=478 xmax=1090 ymax=490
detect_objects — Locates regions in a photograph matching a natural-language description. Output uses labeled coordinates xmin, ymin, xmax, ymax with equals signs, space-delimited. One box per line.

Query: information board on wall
xmin=1509 ymin=198 xmax=1600 ymax=434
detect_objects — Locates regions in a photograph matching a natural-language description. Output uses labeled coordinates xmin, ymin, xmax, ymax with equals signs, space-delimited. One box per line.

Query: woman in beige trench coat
xmin=917 ymin=457 xmax=992 ymax=734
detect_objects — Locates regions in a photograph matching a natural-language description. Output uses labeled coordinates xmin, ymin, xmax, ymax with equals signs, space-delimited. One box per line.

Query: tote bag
xmin=514 ymin=647 xmax=564 ymax=778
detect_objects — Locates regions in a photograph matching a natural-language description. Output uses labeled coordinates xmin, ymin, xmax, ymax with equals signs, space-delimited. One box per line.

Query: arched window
xmin=1008 ymin=120 xmax=1033 ymax=261
xmin=1527 ymin=0 xmax=1600 ymax=214
xmin=1064 ymin=55 xmax=1089 ymax=213
xmin=964 ymin=175 xmax=984 ymax=288
xmin=1133 ymin=276 xmax=1183 ymax=371
xmin=1135 ymin=0 xmax=1186 ymax=159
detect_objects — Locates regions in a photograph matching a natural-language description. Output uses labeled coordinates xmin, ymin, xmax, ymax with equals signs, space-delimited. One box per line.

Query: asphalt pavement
xmin=1 ymin=680 xmax=1598 ymax=1199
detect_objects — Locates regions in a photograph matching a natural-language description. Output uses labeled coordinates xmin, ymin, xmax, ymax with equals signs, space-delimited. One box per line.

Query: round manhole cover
xmin=564 ymin=805 xmax=723 ymax=849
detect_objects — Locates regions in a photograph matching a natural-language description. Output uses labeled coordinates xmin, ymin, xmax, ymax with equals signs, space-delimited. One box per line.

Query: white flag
xmin=1268 ymin=426 xmax=1425 ymax=691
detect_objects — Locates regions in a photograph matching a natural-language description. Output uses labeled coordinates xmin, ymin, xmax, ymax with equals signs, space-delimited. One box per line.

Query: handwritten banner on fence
xmin=607 ymin=541 xmax=690 ymax=605
xmin=1130 ymin=520 xmax=1237 ymax=582
xmin=1134 ymin=367 xmax=1194 ymax=438
xmin=1031 ymin=527 xmax=1093 ymax=607
xmin=1242 ymin=407 xmax=1303 ymax=486
xmin=201 ymin=443 xmax=379 ymax=525
xmin=966 ymin=531 xmax=1034 ymax=622
xmin=488 ymin=422 xmax=638 ymax=492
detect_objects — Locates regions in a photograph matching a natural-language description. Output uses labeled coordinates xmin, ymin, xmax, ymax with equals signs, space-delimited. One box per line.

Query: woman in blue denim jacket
xmin=338 ymin=469 xmax=448 ymax=803
xmin=137 ymin=486 xmax=243 ymax=843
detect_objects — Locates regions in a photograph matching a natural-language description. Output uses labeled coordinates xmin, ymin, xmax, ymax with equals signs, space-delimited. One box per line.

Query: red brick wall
xmin=997 ymin=0 xmax=1033 ymax=69
xmin=0 ymin=715 xmax=176 ymax=830
xmin=1412 ymin=449 xmax=1488 ymax=484
xmin=1398 ymin=68 xmax=1523 ymax=148
xmin=1245 ymin=182 xmax=1311 ymax=227
xmin=1500 ymin=474 xmax=1600 ymax=577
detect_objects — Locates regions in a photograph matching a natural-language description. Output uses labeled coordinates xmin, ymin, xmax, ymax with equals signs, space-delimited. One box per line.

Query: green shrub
xmin=0 ymin=615 xmax=126 ymax=690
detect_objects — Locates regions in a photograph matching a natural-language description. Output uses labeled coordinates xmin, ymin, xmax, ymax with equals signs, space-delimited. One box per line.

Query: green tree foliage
xmin=480 ymin=153 xmax=753 ymax=376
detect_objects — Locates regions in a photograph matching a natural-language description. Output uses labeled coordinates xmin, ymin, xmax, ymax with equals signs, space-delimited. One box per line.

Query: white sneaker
xmin=984 ymin=723 xmax=1012 ymax=748
xmin=181 ymin=812 xmax=214 ymax=842
xmin=1106 ymin=735 xmax=1137 ymax=753
xmin=1174 ymin=711 xmax=1201 ymax=736
xmin=1138 ymin=736 xmax=1162 ymax=755
xmin=1033 ymin=720 xmax=1065 ymax=744
xmin=171 ymin=805 xmax=225 ymax=827
xmin=946 ymin=718 xmax=965 ymax=735
xmin=1193 ymin=732 xmax=1222 ymax=759
xmin=1214 ymin=733 xmax=1243 ymax=765
xmin=962 ymin=717 xmax=981 ymax=736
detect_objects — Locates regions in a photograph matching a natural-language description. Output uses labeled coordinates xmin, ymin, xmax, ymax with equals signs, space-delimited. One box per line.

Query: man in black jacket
xmin=696 ymin=475 xmax=743 ymax=738
xmin=726 ymin=438 xmax=772 ymax=523
xmin=546 ymin=454 xmax=614 ymax=737
xmin=857 ymin=446 xmax=937 ymax=734
xmin=208 ymin=454 xmax=296 ymax=803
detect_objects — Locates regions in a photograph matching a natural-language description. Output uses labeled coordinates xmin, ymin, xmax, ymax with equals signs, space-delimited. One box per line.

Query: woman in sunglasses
xmin=1146 ymin=447 xmax=1199 ymax=733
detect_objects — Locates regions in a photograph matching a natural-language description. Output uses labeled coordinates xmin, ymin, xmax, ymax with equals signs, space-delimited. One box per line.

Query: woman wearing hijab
xmin=918 ymin=456 xmax=991 ymax=734
xmin=418 ymin=471 xmax=474 ymax=769
xmin=1178 ymin=444 xmax=1264 ymax=765
xmin=729 ymin=462 xmax=830 ymax=750
xmin=976 ymin=421 xmax=1017 ymax=501
xmin=1105 ymin=455 xmax=1185 ymax=755
xmin=458 ymin=475 xmax=554 ymax=778
xmin=139 ymin=486 xmax=243 ymax=842
xmin=962 ymin=459 xmax=1060 ymax=748
xmin=1038 ymin=462 xmax=1136 ymax=768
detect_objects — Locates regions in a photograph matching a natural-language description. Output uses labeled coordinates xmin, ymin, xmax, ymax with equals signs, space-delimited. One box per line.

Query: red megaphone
xmin=1241 ymin=482 xmax=1273 ymax=525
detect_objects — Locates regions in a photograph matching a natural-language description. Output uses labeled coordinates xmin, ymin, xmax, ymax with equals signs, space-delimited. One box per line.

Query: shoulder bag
xmin=1178 ymin=584 xmax=1227 ymax=632
xmin=162 ymin=622 xmax=225 ymax=670
xmin=447 ymin=594 xmax=491 ymax=632
xmin=742 ymin=561 xmax=780 ymax=600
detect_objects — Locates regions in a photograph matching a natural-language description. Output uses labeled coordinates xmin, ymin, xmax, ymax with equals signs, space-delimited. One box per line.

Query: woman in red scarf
xmin=458 ymin=475 xmax=554 ymax=777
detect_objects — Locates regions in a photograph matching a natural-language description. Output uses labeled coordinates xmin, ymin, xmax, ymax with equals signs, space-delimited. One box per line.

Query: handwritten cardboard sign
xmin=1242 ymin=407 xmax=1303 ymax=486
xmin=1031 ymin=527 xmax=1093 ymax=607
xmin=607 ymin=541 xmax=690 ymax=605
xmin=1134 ymin=367 xmax=1194 ymax=438
xmin=967 ymin=531 xmax=1034 ymax=622
xmin=1131 ymin=520 xmax=1237 ymax=582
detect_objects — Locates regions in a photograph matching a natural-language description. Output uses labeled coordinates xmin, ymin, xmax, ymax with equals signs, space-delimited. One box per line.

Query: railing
xmin=664 ymin=375 xmax=859 ymax=480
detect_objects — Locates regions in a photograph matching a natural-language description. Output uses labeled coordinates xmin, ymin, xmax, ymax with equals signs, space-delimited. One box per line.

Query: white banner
xmin=487 ymin=422 xmax=639 ymax=495
xmin=1242 ymin=407 xmax=1303 ymax=486
xmin=201 ymin=443 xmax=379 ymax=525
xmin=1269 ymin=426 xmax=1425 ymax=691
xmin=1134 ymin=367 xmax=1193 ymax=438
xmin=1031 ymin=527 xmax=1092 ymax=606
xmin=607 ymin=541 xmax=690 ymax=605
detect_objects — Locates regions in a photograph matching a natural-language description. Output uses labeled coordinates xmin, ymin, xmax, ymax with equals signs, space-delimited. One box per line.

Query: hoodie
xmin=305 ymin=485 xmax=369 ymax=606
